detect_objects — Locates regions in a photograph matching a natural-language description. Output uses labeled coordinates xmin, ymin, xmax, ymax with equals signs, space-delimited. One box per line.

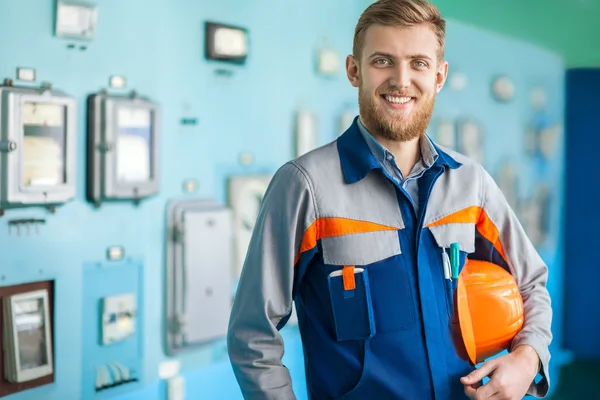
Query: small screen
xmin=14 ymin=298 xmax=48 ymax=371
xmin=22 ymin=102 xmax=67 ymax=187
xmin=214 ymin=27 xmax=247 ymax=57
xmin=116 ymin=107 xmax=152 ymax=183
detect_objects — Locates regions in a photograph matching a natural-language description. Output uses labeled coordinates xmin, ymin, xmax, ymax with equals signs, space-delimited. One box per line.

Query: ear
xmin=346 ymin=55 xmax=360 ymax=88
xmin=436 ymin=60 xmax=449 ymax=93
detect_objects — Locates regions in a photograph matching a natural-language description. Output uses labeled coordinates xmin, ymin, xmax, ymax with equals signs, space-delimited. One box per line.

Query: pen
xmin=450 ymin=242 xmax=460 ymax=279
xmin=442 ymin=248 xmax=451 ymax=280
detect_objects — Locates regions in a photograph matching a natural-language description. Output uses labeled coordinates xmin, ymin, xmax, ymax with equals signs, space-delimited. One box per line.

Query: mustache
xmin=376 ymin=83 xmax=421 ymax=97
xmin=377 ymin=89 xmax=419 ymax=97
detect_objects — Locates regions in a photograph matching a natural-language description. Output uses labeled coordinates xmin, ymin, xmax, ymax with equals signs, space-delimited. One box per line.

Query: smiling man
xmin=227 ymin=1 xmax=552 ymax=399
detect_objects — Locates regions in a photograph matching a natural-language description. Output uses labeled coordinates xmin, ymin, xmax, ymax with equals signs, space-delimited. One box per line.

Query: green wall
xmin=364 ymin=0 xmax=600 ymax=67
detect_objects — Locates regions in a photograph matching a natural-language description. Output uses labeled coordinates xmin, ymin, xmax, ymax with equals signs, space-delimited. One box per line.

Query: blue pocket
xmin=328 ymin=267 xmax=376 ymax=341
xmin=446 ymin=279 xmax=460 ymax=323
xmin=444 ymin=279 xmax=455 ymax=319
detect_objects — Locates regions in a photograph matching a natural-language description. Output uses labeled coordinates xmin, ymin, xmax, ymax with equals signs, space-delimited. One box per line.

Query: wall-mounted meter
xmin=87 ymin=90 xmax=159 ymax=207
xmin=0 ymin=80 xmax=77 ymax=215
xmin=2 ymin=289 xmax=54 ymax=383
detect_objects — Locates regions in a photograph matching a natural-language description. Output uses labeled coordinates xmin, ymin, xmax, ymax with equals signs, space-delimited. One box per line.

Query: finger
xmin=474 ymin=379 xmax=500 ymax=400
xmin=464 ymin=381 xmax=482 ymax=390
xmin=461 ymin=360 xmax=497 ymax=386
xmin=464 ymin=380 xmax=482 ymax=399
xmin=464 ymin=384 xmax=477 ymax=399
xmin=484 ymin=394 xmax=506 ymax=400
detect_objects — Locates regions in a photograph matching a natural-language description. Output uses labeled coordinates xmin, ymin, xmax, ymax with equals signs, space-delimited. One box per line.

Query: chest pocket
xmin=428 ymin=222 xmax=476 ymax=321
xmin=322 ymin=229 xmax=415 ymax=339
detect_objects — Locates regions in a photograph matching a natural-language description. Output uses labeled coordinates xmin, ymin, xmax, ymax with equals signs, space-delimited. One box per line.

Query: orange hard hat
xmin=454 ymin=259 xmax=524 ymax=365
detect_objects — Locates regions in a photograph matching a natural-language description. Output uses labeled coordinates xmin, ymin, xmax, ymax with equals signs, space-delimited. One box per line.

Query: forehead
xmin=362 ymin=23 xmax=439 ymax=59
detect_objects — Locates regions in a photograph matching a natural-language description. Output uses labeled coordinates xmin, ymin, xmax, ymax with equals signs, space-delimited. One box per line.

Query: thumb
xmin=461 ymin=361 xmax=496 ymax=385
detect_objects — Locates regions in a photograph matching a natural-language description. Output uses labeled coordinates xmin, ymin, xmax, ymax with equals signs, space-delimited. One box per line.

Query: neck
xmin=377 ymin=134 xmax=421 ymax=177
xmin=361 ymin=118 xmax=422 ymax=177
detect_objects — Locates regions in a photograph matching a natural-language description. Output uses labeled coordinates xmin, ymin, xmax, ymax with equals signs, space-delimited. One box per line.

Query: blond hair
xmin=353 ymin=0 xmax=446 ymax=61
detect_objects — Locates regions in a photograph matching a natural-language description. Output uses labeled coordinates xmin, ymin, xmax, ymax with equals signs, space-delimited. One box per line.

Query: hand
xmin=460 ymin=345 xmax=539 ymax=400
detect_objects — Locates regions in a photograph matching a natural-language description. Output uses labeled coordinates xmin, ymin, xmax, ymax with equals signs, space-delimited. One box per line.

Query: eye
xmin=413 ymin=60 xmax=428 ymax=68
xmin=373 ymin=58 xmax=391 ymax=66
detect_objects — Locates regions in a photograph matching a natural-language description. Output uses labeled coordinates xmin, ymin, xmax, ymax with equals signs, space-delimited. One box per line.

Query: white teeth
xmin=384 ymin=95 xmax=412 ymax=104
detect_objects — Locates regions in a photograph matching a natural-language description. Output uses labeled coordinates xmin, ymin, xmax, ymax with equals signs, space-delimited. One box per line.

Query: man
xmin=227 ymin=0 xmax=552 ymax=399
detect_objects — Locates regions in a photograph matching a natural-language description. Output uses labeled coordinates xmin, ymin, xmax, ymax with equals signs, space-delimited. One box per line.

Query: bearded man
xmin=227 ymin=1 xmax=552 ymax=399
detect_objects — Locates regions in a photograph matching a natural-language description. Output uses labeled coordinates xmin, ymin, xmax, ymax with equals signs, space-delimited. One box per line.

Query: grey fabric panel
xmin=227 ymin=161 xmax=315 ymax=400
xmin=423 ymin=147 xmax=483 ymax=227
xmin=321 ymin=230 xmax=401 ymax=266
xmin=428 ymin=223 xmax=476 ymax=254
xmin=294 ymin=142 xmax=405 ymax=230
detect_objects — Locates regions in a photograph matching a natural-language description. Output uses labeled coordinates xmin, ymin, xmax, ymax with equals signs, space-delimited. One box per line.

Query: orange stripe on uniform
xmin=425 ymin=206 xmax=507 ymax=262
xmin=294 ymin=217 xmax=398 ymax=265
xmin=426 ymin=205 xmax=481 ymax=226
xmin=477 ymin=209 xmax=507 ymax=261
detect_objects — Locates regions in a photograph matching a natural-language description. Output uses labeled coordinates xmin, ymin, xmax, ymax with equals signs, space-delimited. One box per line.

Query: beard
xmin=358 ymin=82 xmax=436 ymax=142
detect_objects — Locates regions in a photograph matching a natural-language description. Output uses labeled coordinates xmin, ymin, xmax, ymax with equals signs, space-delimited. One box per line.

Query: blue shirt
xmin=357 ymin=118 xmax=438 ymax=214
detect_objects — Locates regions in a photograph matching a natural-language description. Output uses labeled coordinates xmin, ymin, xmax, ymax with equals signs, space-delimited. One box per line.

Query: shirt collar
xmin=356 ymin=118 xmax=439 ymax=168
xmin=337 ymin=116 xmax=461 ymax=184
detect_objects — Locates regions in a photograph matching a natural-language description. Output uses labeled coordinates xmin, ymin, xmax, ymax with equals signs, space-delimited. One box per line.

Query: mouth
xmin=381 ymin=94 xmax=415 ymax=109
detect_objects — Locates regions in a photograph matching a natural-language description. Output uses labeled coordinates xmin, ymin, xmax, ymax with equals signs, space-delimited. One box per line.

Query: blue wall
xmin=0 ymin=0 xmax=567 ymax=399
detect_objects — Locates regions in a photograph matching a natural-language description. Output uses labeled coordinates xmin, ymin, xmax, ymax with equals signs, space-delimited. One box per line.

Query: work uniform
xmin=227 ymin=117 xmax=552 ymax=400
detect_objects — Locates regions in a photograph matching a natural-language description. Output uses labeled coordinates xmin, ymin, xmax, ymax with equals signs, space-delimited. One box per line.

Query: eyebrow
xmin=407 ymin=54 xmax=433 ymax=61
xmin=367 ymin=51 xmax=395 ymax=60
xmin=367 ymin=52 xmax=433 ymax=61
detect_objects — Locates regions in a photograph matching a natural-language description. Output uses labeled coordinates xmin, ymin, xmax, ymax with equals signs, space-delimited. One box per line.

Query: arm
xmin=227 ymin=162 xmax=317 ymax=400
xmin=465 ymin=166 xmax=552 ymax=398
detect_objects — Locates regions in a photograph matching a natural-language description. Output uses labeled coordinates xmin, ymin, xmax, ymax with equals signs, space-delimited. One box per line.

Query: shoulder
xmin=436 ymin=144 xmax=489 ymax=184
xmin=270 ymin=140 xmax=342 ymax=191
xmin=290 ymin=140 xmax=339 ymax=176
xmin=268 ymin=141 xmax=338 ymax=192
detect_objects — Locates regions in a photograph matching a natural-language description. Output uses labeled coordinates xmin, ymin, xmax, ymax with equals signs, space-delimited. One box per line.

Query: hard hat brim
xmin=457 ymin=275 xmax=477 ymax=365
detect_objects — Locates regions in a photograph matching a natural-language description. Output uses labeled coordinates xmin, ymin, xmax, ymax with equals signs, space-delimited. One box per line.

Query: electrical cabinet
xmin=2 ymin=289 xmax=53 ymax=383
xmin=87 ymin=91 xmax=159 ymax=207
xmin=166 ymin=199 xmax=233 ymax=354
xmin=0 ymin=82 xmax=77 ymax=214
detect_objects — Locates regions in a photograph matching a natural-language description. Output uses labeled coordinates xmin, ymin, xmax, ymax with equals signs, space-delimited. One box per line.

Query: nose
xmin=390 ymin=63 xmax=410 ymax=89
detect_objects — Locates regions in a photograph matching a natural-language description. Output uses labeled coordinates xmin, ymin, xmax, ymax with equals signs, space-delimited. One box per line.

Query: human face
xmin=346 ymin=23 xmax=448 ymax=142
